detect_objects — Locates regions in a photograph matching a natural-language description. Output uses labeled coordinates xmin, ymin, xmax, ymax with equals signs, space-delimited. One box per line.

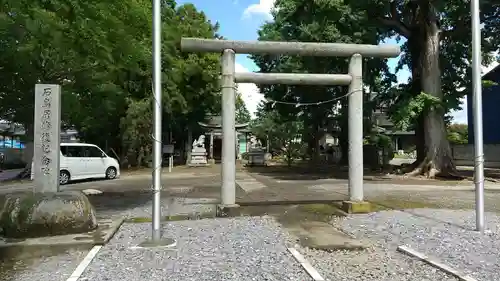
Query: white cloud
xmin=242 ymin=0 xmax=275 ymax=19
xmin=235 ymin=63 xmax=264 ymax=118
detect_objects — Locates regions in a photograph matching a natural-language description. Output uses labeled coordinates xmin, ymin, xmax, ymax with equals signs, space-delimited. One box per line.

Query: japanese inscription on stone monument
xmin=33 ymin=84 xmax=61 ymax=192
xmin=41 ymin=88 xmax=52 ymax=175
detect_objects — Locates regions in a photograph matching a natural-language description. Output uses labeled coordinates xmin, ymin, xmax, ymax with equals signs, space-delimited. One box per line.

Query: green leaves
xmin=251 ymin=0 xmax=389 ymax=159
xmin=256 ymin=1 xmax=373 ymax=110
xmin=235 ymin=92 xmax=251 ymax=124
xmin=120 ymin=97 xmax=153 ymax=164
xmin=447 ymin=124 xmax=468 ymax=145
xmin=391 ymin=92 xmax=442 ymax=131
xmin=250 ymin=108 xmax=304 ymax=165
xmin=0 ymin=0 xmax=224 ymax=165
xmin=483 ymin=80 xmax=498 ymax=88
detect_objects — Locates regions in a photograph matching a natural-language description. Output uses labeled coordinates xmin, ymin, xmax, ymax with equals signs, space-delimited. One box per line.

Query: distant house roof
xmin=198 ymin=115 xmax=250 ymax=130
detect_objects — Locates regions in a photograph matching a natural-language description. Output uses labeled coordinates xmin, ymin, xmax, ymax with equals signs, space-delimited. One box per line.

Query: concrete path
xmin=245 ymin=170 xmax=500 ymax=213
xmin=291 ymin=221 xmax=369 ymax=250
xmin=3 ymin=165 xmax=500 ymax=208
xmin=0 ymin=170 xmax=222 ymax=194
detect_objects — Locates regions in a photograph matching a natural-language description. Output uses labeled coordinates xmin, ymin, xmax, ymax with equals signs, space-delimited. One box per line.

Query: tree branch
xmin=378 ymin=1 xmax=412 ymax=38
xmin=442 ymin=11 xmax=500 ymax=39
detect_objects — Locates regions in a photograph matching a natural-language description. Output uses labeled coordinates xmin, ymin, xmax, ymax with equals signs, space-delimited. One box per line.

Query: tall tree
xmin=447 ymin=123 xmax=468 ymax=145
xmin=346 ymin=0 xmax=499 ymax=177
xmin=235 ymin=92 xmax=251 ymax=124
xmin=251 ymin=105 xmax=303 ymax=166
xmin=0 ymin=0 xmax=149 ymax=165
xmin=252 ymin=0 xmax=391 ymax=162
xmin=0 ymin=0 xmax=223 ymax=168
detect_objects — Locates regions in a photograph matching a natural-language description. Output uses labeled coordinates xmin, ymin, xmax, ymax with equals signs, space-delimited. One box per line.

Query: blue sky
xmin=177 ymin=0 xmax=469 ymax=123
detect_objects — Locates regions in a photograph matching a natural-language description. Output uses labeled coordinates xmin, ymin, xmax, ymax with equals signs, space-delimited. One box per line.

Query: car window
xmin=60 ymin=146 xmax=85 ymax=157
xmin=85 ymin=146 xmax=104 ymax=158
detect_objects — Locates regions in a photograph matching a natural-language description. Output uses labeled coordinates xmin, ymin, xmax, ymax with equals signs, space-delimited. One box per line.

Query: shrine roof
xmin=198 ymin=115 xmax=249 ymax=130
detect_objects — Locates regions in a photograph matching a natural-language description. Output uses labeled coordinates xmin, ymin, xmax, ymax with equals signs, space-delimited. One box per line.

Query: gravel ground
xmin=0 ymin=197 xmax=218 ymax=281
xmin=1 ymin=246 xmax=90 ymax=281
xmin=301 ymin=208 xmax=500 ymax=281
xmin=300 ymin=246 xmax=459 ymax=281
xmin=81 ymin=217 xmax=311 ymax=281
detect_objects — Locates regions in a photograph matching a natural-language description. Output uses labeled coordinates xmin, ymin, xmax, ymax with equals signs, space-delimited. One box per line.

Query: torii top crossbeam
xmin=181 ymin=38 xmax=401 ymax=58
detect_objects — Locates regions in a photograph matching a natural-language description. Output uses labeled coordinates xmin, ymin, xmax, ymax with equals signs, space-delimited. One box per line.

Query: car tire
xmin=105 ymin=167 xmax=117 ymax=179
xmin=60 ymin=170 xmax=70 ymax=185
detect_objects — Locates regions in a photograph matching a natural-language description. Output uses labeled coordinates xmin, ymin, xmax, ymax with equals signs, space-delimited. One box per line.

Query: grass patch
xmin=235 ymin=203 xmax=346 ymax=225
xmin=125 ymin=212 xmax=215 ymax=223
xmin=278 ymin=204 xmax=346 ymax=225
xmin=368 ymin=197 xmax=441 ymax=212
xmin=297 ymin=203 xmax=347 ymax=217
xmin=126 ymin=217 xmax=153 ymax=223
xmin=393 ymin=154 xmax=413 ymax=159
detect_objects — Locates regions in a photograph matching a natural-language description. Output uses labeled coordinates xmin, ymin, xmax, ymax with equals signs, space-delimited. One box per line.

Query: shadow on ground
xmin=0 ymin=244 xmax=91 ymax=281
xmin=458 ymin=167 xmax=500 ymax=180
xmin=86 ymin=183 xmax=244 ymax=213
xmin=244 ymin=164 xmax=386 ymax=181
xmin=87 ymin=187 xmax=217 ymax=213
xmin=86 ymin=190 xmax=154 ymax=213
xmin=245 ymin=163 xmax=500 ymax=183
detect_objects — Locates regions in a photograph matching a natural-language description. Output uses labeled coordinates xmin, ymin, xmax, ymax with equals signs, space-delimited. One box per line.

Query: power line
xmin=264 ymin=89 xmax=364 ymax=108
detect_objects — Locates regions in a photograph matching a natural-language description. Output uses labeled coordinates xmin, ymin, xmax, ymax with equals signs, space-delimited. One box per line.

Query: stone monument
xmin=33 ymin=84 xmax=61 ymax=192
xmin=0 ymin=84 xmax=98 ymax=238
xmin=188 ymin=135 xmax=208 ymax=166
xmin=247 ymin=136 xmax=267 ymax=166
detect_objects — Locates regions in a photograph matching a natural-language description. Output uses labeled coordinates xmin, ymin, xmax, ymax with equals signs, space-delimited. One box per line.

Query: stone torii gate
xmin=181 ymin=38 xmax=400 ymax=213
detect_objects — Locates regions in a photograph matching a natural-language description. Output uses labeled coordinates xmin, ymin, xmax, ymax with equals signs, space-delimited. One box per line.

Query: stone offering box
xmin=247 ymin=148 xmax=268 ymax=166
xmin=189 ymin=149 xmax=208 ymax=166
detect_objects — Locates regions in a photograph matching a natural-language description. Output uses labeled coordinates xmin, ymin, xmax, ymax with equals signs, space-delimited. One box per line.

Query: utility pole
xmin=471 ymin=0 xmax=485 ymax=232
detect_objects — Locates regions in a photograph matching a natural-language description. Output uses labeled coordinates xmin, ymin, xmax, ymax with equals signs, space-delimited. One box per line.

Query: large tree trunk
xmin=414 ymin=114 xmax=426 ymax=163
xmin=409 ymin=27 xmax=426 ymax=165
xmin=409 ymin=5 xmax=458 ymax=178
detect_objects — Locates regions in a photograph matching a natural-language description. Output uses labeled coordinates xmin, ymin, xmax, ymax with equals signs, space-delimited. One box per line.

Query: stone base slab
xmin=188 ymin=163 xmax=209 ymax=167
xmin=290 ymin=221 xmax=370 ymax=250
xmin=216 ymin=204 xmax=241 ymax=217
xmin=0 ymin=218 xmax=123 ymax=250
xmin=342 ymin=201 xmax=371 ymax=214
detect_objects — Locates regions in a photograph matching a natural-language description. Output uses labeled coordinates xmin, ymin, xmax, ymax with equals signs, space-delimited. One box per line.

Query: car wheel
xmin=60 ymin=170 xmax=70 ymax=185
xmin=105 ymin=167 xmax=117 ymax=179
